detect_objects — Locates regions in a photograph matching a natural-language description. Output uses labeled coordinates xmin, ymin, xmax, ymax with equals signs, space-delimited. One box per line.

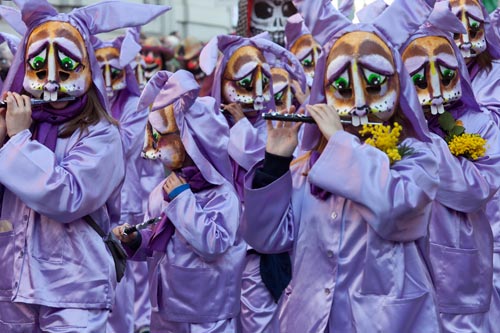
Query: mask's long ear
xmin=428 ymin=1 xmax=466 ymax=34
xmin=0 ymin=33 xmax=21 ymax=55
xmin=119 ymin=28 xmax=142 ymax=68
xmin=292 ymin=0 xmax=351 ymax=46
xmin=71 ymin=0 xmax=171 ymax=35
xmin=12 ymin=0 xmax=57 ymax=28
xmin=372 ymin=0 xmax=434 ymax=48
xmin=338 ymin=0 xmax=355 ymax=19
xmin=138 ymin=70 xmax=200 ymax=112
xmin=0 ymin=5 xmax=28 ymax=36
xmin=356 ymin=0 xmax=387 ymax=23
xmin=200 ymin=34 xmax=242 ymax=76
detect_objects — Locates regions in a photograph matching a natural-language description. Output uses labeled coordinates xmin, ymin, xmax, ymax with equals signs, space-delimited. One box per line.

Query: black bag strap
xmin=83 ymin=215 xmax=107 ymax=238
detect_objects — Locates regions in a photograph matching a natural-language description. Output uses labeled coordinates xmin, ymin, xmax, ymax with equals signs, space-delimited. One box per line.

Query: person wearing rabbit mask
xmin=240 ymin=1 xmax=443 ymax=332
xmin=451 ymin=0 xmax=500 ymax=298
xmin=0 ymin=1 xmax=169 ymax=332
xmin=113 ymin=70 xmax=246 ymax=333
xmin=94 ymin=25 xmax=171 ymax=333
xmin=400 ymin=2 xmax=500 ymax=332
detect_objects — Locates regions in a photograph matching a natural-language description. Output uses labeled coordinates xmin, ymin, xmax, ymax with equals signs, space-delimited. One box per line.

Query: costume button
xmin=330 ymin=212 xmax=337 ymax=220
xmin=326 ymin=250 xmax=334 ymax=258
xmin=324 ymin=288 xmax=331 ymax=295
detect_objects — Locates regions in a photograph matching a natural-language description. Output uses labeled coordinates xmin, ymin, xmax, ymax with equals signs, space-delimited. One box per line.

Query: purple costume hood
xmin=92 ymin=27 xmax=144 ymax=98
xmin=284 ymin=13 xmax=311 ymax=50
xmin=200 ymin=33 xmax=292 ymax=111
xmin=137 ymin=70 xmax=233 ymax=186
xmin=1 ymin=0 xmax=170 ymax=113
xmin=293 ymin=0 xmax=436 ymax=150
xmin=400 ymin=1 xmax=481 ymax=120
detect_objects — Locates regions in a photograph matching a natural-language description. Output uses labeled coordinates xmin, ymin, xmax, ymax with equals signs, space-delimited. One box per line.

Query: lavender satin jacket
xmin=111 ymin=91 xmax=149 ymax=224
xmin=0 ymin=121 xmax=124 ymax=309
xmin=426 ymin=110 xmax=500 ymax=316
xmin=130 ymin=181 xmax=247 ymax=323
xmin=242 ymin=131 xmax=441 ymax=333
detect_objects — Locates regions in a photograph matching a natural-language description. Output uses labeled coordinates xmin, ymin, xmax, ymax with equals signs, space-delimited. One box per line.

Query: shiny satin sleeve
xmin=166 ymin=185 xmax=241 ymax=262
xmin=242 ymin=168 xmax=295 ymax=253
xmin=433 ymin=114 xmax=500 ymax=212
xmin=228 ymin=118 xmax=266 ymax=171
xmin=0 ymin=123 xmax=125 ymax=223
xmin=117 ymin=94 xmax=149 ymax=159
xmin=472 ymin=62 xmax=500 ymax=118
xmin=308 ymin=131 xmax=439 ymax=242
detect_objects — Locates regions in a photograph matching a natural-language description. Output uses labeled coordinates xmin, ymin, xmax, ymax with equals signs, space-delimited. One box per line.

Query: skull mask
xmin=402 ymin=36 xmax=461 ymax=116
xmin=325 ymin=31 xmax=399 ymax=127
xmin=24 ymin=21 xmax=91 ymax=101
xmin=95 ymin=47 xmax=126 ymax=98
xmin=222 ymin=45 xmax=271 ymax=111
xmin=290 ymin=33 xmax=320 ymax=88
xmin=142 ymin=104 xmax=186 ymax=170
xmin=450 ymin=0 xmax=486 ymax=59
xmin=251 ymin=0 xmax=297 ymax=46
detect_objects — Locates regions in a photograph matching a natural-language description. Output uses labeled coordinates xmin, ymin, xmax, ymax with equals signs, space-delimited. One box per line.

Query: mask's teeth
xmin=50 ymin=91 xmax=58 ymax=101
xmin=351 ymin=115 xmax=361 ymax=127
xmin=462 ymin=49 xmax=471 ymax=58
xmin=431 ymin=104 xmax=439 ymax=115
xmin=437 ymin=104 xmax=445 ymax=114
xmin=43 ymin=92 xmax=51 ymax=101
xmin=360 ymin=115 xmax=369 ymax=125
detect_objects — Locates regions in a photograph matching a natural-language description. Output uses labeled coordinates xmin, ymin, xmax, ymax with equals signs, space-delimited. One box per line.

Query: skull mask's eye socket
xmin=254 ymin=2 xmax=273 ymax=19
xmin=282 ymin=2 xmax=297 ymax=17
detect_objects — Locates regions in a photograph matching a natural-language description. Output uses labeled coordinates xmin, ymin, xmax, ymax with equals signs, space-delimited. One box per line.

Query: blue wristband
xmin=168 ymin=183 xmax=190 ymax=200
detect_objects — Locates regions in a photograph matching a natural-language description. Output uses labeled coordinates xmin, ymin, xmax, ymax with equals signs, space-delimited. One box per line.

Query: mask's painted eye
xmin=411 ymin=67 xmax=427 ymax=89
xmin=28 ymin=49 xmax=47 ymax=70
xmin=301 ymin=53 xmax=314 ymax=68
xmin=58 ymin=50 xmax=80 ymax=71
xmin=332 ymin=69 xmax=350 ymax=90
xmin=237 ymin=73 xmax=253 ymax=91
xmin=262 ymin=73 xmax=270 ymax=86
xmin=468 ymin=17 xmax=481 ymax=31
xmin=111 ymin=67 xmax=122 ymax=80
xmin=152 ymin=130 xmax=160 ymax=142
xmin=439 ymin=65 xmax=456 ymax=86
xmin=363 ymin=68 xmax=387 ymax=87
xmin=274 ymin=89 xmax=284 ymax=102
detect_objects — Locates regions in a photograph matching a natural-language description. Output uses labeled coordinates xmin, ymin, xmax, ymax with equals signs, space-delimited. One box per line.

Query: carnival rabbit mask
xmin=402 ymin=36 xmax=461 ymax=115
xmin=142 ymin=104 xmax=186 ymax=170
xmin=95 ymin=47 xmax=126 ymax=98
xmin=325 ymin=31 xmax=399 ymax=126
xmin=222 ymin=45 xmax=271 ymax=111
xmin=24 ymin=21 xmax=91 ymax=101
xmin=450 ymin=0 xmax=486 ymax=59
xmin=290 ymin=34 xmax=320 ymax=88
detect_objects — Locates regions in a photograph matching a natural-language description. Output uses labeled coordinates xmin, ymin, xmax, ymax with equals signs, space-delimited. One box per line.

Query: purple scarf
xmin=309 ymin=150 xmax=331 ymax=200
xmin=31 ymin=96 xmax=87 ymax=151
xmin=148 ymin=165 xmax=215 ymax=252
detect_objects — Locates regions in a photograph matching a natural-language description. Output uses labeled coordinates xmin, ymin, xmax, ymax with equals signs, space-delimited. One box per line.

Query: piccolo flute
xmin=123 ymin=216 xmax=163 ymax=236
xmin=0 ymin=96 xmax=76 ymax=108
xmin=262 ymin=112 xmax=383 ymax=126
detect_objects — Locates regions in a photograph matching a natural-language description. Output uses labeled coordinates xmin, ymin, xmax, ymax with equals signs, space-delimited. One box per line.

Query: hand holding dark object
xmin=265 ymin=107 xmax=302 ymax=158
xmin=5 ymin=92 xmax=32 ymax=137
xmin=221 ymin=102 xmax=245 ymax=122
xmin=307 ymin=104 xmax=343 ymax=140
xmin=113 ymin=224 xmax=137 ymax=243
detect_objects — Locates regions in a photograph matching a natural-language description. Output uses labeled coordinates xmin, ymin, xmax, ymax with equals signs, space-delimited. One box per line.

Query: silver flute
xmin=262 ymin=112 xmax=383 ymax=126
xmin=122 ymin=216 xmax=163 ymax=236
